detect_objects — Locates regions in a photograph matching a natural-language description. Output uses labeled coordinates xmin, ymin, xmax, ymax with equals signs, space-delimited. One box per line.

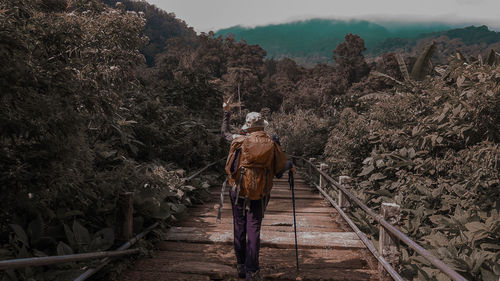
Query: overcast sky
xmin=146 ymin=0 xmax=500 ymax=32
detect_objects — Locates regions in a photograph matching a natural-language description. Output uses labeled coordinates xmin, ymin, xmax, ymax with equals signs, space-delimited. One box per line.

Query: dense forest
xmin=216 ymin=19 xmax=452 ymax=63
xmin=0 ymin=0 xmax=499 ymax=280
xmin=217 ymin=20 xmax=500 ymax=66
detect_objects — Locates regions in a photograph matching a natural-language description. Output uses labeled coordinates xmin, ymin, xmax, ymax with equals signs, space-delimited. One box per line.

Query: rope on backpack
xmin=216 ymin=179 xmax=227 ymax=223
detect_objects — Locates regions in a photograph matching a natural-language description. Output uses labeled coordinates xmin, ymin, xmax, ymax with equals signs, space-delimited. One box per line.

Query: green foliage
xmin=218 ymin=22 xmax=500 ymax=67
xmin=216 ymin=19 xmax=453 ymax=64
xmin=333 ymin=34 xmax=370 ymax=85
xmin=102 ymin=0 xmax=198 ymax=66
xmin=324 ymin=62 xmax=500 ymax=280
xmin=324 ymin=108 xmax=371 ymax=174
xmin=487 ymin=49 xmax=498 ymax=66
xmin=0 ymin=0 xmax=225 ymax=279
xmin=267 ymin=109 xmax=330 ymax=156
xmin=420 ymin=25 xmax=500 ymax=45
xmin=411 ymin=42 xmax=437 ymax=80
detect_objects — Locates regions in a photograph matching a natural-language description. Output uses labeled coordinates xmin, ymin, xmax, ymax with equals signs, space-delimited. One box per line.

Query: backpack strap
xmin=233 ymin=167 xmax=245 ymax=206
xmin=243 ymin=196 xmax=250 ymax=215
xmin=243 ymin=167 xmax=253 ymax=215
xmin=216 ymin=179 xmax=228 ymax=223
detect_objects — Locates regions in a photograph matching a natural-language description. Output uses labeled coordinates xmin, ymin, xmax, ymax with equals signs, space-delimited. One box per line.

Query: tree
xmin=333 ymin=34 xmax=370 ymax=85
xmin=227 ymin=67 xmax=253 ymax=114
xmin=222 ymin=37 xmax=267 ymax=113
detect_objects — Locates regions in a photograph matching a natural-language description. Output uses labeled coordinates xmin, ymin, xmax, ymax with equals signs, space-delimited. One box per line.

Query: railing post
xmin=308 ymin=158 xmax=316 ymax=176
xmin=319 ymin=163 xmax=328 ymax=189
xmin=116 ymin=192 xmax=134 ymax=242
xmin=379 ymin=203 xmax=401 ymax=281
xmin=338 ymin=176 xmax=352 ymax=211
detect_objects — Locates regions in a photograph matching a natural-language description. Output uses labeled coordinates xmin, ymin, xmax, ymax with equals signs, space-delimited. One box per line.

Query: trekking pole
xmin=289 ymin=170 xmax=299 ymax=271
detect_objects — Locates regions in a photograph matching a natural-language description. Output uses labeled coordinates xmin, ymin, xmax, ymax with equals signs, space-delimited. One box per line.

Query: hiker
xmin=221 ymin=98 xmax=293 ymax=280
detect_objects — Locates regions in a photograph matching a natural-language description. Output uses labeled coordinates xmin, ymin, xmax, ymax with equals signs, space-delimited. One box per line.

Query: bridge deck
xmin=121 ymin=174 xmax=379 ymax=280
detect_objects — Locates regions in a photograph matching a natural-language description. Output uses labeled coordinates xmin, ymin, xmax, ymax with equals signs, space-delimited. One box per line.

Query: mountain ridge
xmin=216 ymin=19 xmax=499 ymax=65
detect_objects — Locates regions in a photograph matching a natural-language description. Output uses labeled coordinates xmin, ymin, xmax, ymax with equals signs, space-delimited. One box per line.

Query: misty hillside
xmin=216 ymin=19 xmax=500 ymax=65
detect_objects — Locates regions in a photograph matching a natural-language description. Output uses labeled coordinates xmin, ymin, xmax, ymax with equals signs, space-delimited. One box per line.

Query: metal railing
xmin=293 ymin=156 xmax=468 ymax=281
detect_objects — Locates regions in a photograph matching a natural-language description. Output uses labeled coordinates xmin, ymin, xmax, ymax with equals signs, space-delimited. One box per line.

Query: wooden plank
xmin=164 ymin=227 xmax=365 ymax=249
xmin=263 ymin=268 xmax=378 ymax=281
xmin=209 ymin=187 xmax=316 ymax=194
xmin=176 ymin=213 xmax=345 ymax=228
xmin=209 ymin=190 xmax=320 ymax=199
xmin=156 ymin=241 xmax=371 ymax=259
xmin=128 ymin=261 xmax=235 ymax=280
xmin=191 ymin=204 xmax=335 ymax=215
xmin=203 ymin=198 xmax=329 ymax=210
xmin=177 ymin=221 xmax=341 ymax=233
xmin=120 ymin=173 xmax=379 ymax=281
xmin=136 ymin=249 xmax=370 ymax=270
xmin=129 ymin=257 xmax=376 ymax=281
xmin=188 ymin=208 xmax=338 ymax=221
xmin=155 ymin=242 xmax=377 ymax=269
xmin=271 ymin=185 xmax=313 ymax=191
xmin=182 ymin=217 xmax=342 ymax=229
xmin=122 ymin=271 xmax=210 ymax=281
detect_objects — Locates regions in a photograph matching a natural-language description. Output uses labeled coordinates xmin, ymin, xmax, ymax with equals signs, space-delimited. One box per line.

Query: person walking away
xmin=221 ymin=98 xmax=292 ymax=280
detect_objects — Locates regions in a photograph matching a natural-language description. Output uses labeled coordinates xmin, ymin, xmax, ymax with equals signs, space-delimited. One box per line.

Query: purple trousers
xmin=230 ymin=189 xmax=263 ymax=273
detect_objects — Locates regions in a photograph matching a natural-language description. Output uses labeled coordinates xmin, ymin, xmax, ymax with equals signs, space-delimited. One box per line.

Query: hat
xmin=242 ymin=112 xmax=268 ymax=130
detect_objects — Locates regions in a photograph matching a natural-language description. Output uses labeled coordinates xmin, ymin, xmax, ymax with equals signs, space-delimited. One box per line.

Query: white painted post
xmin=379 ymin=203 xmax=401 ymax=281
xmin=319 ymin=163 xmax=329 ymax=189
xmin=338 ymin=176 xmax=352 ymax=212
xmin=308 ymin=158 xmax=316 ymax=176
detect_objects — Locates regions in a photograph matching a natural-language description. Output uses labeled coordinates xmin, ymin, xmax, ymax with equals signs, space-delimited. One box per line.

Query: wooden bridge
xmin=120 ymin=174 xmax=379 ymax=281
xmin=0 ymin=159 xmax=468 ymax=281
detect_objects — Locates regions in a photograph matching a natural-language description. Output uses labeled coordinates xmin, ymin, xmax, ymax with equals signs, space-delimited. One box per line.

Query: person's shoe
xmin=236 ymin=264 xmax=245 ymax=278
xmin=246 ymin=270 xmax=262 ymax=281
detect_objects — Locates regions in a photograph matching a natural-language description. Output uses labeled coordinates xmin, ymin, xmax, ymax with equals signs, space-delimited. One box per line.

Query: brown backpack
xmin=225 ymin=131 xmax=277 ymax=201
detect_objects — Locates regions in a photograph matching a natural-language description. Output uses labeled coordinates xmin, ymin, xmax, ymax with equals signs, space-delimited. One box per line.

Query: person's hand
xmin=290 ymin=166 xmax=297 ymax=173
xmin=223 ymin=97 xmax=232 ymax=111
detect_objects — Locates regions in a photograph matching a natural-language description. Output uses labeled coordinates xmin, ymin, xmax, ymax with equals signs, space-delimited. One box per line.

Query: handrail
xmin=185 ymin=157 xmax=225 ymax=181
xmin=0 ymin=249 xmax=140 ymax=270
xmin=74 ymin=222 xmax=159 ymax=281
xmin=74 ymin=158 xmax=224 ymax=280
xmin=314 ymin=182 xmax=404 ymax=281
xmin=294 ymin=156 xmax=468 ymax=281
xmin=0 ymin=159 xmax=224 ymax=279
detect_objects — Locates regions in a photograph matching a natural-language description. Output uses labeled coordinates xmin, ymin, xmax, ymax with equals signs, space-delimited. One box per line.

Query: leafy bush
xmin=324 ymin=108 xmax=371 ymax=174
xmin=0 ymin=1 xmax=225 ymax=279
xmin=324 ymin=61 xmax=500 ymax=280
xmin=267 ymin=109 xmax=330 ymax=157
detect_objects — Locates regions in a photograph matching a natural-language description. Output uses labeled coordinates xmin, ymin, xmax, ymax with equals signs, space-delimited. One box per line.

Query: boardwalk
xmin=121 ymin=174 xmax=378 ymax=280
